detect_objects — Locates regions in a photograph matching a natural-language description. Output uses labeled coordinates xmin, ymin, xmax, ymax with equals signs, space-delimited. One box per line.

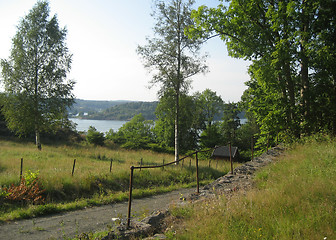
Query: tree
xmin=189 ymin=0 xmax=336 ymax=142
xmin=154 ymin=90 xmax=201 ymax=153
xmin=195 ymin=89 xmax=224 ymax=127
xmin=221 ymin=102 xmax=240 ymax=144
xmin=1 ymin=1 xmax=74 ymax=149
xmin=137 ymin=0 xmax=208 ymax=162
xmin=111 ymin=114 xmax=154 ymax=150
xmin=86 ymin=126 xmax=105 ymax=146
xmin=194 ymin=89 xmax=224 ymax=148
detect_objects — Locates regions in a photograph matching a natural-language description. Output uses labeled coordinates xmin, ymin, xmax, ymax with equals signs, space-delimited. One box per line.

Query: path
xmin=0 ymin=188 xmax=195 ymax=240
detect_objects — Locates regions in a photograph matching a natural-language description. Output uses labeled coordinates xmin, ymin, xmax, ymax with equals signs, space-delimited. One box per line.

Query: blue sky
xmin=0 ymin=0 xmax=249 ymax=102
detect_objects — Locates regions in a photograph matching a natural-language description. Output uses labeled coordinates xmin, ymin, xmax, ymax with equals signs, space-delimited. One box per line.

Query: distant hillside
xmin=68 ymin=99 xmax=133 ymax=116
xmin=78 ymin=101 xmax=158 ymax=121
xmin=68 ymin=99 xmax=245 ymax=121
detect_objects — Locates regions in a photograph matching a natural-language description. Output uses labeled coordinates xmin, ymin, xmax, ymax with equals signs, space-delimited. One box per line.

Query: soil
xmin=0 ymin=188 xmax=195 ymax=240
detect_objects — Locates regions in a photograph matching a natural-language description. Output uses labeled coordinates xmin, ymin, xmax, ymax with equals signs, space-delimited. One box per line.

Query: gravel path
xmin=0 ymin=188 xmax=196 ymax=240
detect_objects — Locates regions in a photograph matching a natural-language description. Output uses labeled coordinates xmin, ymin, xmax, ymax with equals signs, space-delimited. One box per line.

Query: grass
xmin=167 ymin=137 xmax=336 ymax=240
xmin=0 ymin=139 xmax=233 ymax=222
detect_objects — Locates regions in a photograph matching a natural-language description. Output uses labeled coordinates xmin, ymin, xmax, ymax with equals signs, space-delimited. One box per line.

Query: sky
xmin=0 ymin=0 xmax=250 ymax=102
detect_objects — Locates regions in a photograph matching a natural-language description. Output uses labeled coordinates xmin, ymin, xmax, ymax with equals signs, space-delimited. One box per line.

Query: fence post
xmin=110 ymin=158 xmax=113 ymax=173
xmin=196 ymin=152 xmax=199 ymax=194
xmin=189 ymin=158 xmax=191 ymax=168
xmin=251 ymin=136 xmax=254 ymax=161
xmin=140 ymin=158 xmax=143 ymax=171
xmin=20 ymin=158 xmax=23 ymax=181
xmin=72 ymin=159 xmax=76 ymax=176
xmin=162 ymin=159 xmax=165 ymax=171
xmin=208 ymin=159 xmax=211 ymax=168
xmin=127 ymin=166 xmax=134 ymax=228
xmin=229 ymin=142 xmax=233 ymax=174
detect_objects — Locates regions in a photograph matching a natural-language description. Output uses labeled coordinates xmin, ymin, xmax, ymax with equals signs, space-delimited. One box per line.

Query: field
xmin=0 ymin=139 xmax=233 ymax=222
xmin=167 ymin=136 xmax=336 ymax=240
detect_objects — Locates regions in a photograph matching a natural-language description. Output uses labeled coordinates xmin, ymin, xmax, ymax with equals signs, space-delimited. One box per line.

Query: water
xmin=70 ymin=118 xmax=127 ymax=133
xmin=70 ymin=118 xmax=248 ymax=133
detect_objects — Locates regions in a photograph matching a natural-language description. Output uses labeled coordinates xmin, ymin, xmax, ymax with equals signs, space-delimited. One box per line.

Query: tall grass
xmin=0 ymin=139 xmax=232 ymax=221
xmin=168 ymin=138 xmax=336 ymax=240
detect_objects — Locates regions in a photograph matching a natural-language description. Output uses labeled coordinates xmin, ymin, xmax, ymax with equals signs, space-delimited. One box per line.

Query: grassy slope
xmin=0 ymin=139 xmax=231 ymax=222
xmin=168 ymin=138 xmax=336 ymax=240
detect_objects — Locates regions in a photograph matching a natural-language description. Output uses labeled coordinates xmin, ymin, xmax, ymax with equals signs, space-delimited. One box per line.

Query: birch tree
xmin=137 ymin=0 xmax=207 ymax=162
xmin=0 ymin=1 xmax=74 ymax=149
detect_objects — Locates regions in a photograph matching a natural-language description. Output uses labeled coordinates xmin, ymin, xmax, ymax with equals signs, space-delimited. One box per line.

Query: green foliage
xmin=108 ymin=114 xmax=154 ymax=149
xmin=0 ymin=1 xmax=74 ymax=148
xmin=221 ymin=102 xmax=241 ymax=144
xmin=189 ymin=0 xmax=336 ymax=143
xmin=24 ymin=170 xmax=40 ymax=186
xmin=137 ymin=0 xmax=208 ymax=161
xmin=195 ymin=88 xmax=224 ymax=126
xmin=200 ymin=123 xmax=223 ymax=148
xmin=154 ymin=91 xmax=201 ymax=153
xmin=82 ymin=101 xmax=158 ymax=120
xmin=86 ymin=126 xmax=105 ymax=146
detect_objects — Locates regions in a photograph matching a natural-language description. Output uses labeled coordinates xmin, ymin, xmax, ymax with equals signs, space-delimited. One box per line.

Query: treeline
xmin=82 ymin=101 xmax=158 ymax=120
xmin=86 ymin=89 xmax=257 ymax=160
xmin=69 ymin=99 xmax=133 ymax=116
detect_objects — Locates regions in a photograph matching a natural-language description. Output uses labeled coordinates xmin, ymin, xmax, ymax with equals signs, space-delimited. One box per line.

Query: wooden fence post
xmin=140 ymin=158 xmax=143 ymax=171
xmin=229 ymin=142 xmax=233 ymax=174
xmin=127 ymin=166 xmax=134 ymax=228
xmin=20 ymin=158 xmax=23 ymax=181
xmin=72 ymin=159 xmax=76 ymax=176
xmin=110 ymin=158 xmax=113 ymax=173
xmin=196 ymin=152 xmax=199 ymax=194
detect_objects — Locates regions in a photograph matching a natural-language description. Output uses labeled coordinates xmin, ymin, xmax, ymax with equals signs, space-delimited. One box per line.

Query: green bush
xmin=86 ymin=126 xmax=105 ymax=146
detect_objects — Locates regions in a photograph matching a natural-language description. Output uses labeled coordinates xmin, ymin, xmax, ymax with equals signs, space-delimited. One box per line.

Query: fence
xmin=126 ymin=143 xmax=235 ymax=228
xmin=14 ymin=135 xmax=273 ymax=228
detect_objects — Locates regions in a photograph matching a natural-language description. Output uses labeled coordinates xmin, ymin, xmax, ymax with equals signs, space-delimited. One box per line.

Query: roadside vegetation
xmin=0 ymin=139 xmax=233 ymax=222
xmin=166 ymin=136 xmax=336 ymax=240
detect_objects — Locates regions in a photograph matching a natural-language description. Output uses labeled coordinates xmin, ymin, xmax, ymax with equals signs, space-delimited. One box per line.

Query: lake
xmin=70 ymin=118 xmax=248 ymax=133
xmin=70 ymin=118 xmax=127 ymax=133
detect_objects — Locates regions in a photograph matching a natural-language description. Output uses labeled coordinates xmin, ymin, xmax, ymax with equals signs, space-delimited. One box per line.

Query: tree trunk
xmin=35 ymin=128 xmax=41 ymax=150
xmin=300 ymin=0 xmax=310 ymax=134
xmin=175 ymin=90 xmax=179 ymax=163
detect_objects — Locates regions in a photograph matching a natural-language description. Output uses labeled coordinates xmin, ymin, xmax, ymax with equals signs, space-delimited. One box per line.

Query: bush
xmin=86 ymin=126 xmax=105 ymax=146
xmin=3 ymin=170 xmax=45 ymax=205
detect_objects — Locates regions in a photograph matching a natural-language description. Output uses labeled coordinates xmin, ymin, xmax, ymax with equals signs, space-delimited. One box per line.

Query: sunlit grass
xmin=168 ymin=138 xmax=336 ymax=240
xmin=0 ymin=139 xmax=232 ymax=221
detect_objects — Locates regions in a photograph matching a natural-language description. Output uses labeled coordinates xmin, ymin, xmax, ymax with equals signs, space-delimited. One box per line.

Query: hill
xmin=68 ymin=99 xmax=133 ymax=117
xmin=75 ymin=101 xmax=158 ymax=120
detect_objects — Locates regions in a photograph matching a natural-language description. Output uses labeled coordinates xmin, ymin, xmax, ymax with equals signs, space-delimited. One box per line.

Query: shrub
xmin=86 ymin=126 xmax=105 ymax=146
xmin=3 ymin=171 xmax=45 ymax=205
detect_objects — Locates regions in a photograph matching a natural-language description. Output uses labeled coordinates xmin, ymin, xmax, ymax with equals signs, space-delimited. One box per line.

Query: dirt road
xmin=0 ymin=188 xmax=195 ymax=240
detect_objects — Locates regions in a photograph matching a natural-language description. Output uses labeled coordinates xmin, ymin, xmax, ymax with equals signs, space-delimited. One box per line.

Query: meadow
xmin=167 ymin=136 xmax=336 ymax=240
xmin=0 ymin=139 xmax=233 ymax=222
